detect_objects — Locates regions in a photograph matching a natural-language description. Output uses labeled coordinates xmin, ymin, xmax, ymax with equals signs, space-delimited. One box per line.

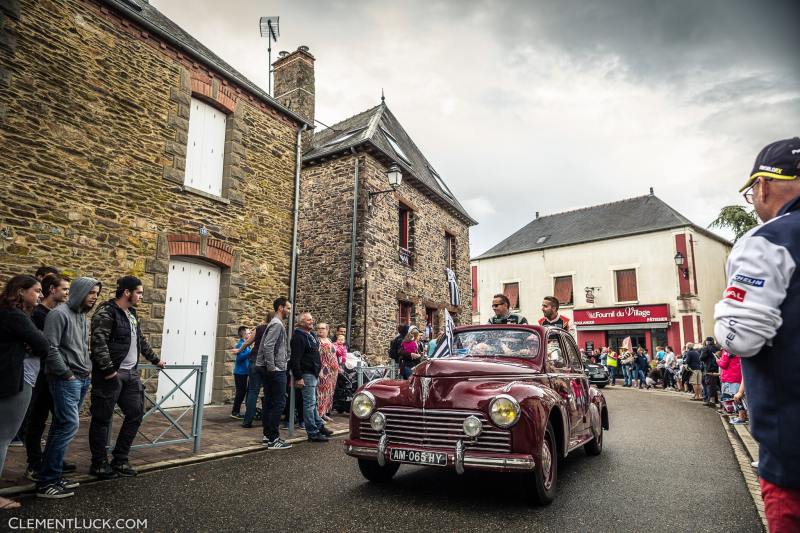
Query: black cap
xmin=740 ymin=137 xmax=800 ymax=192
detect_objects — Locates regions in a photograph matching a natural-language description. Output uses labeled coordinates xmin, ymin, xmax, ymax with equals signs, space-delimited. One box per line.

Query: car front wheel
xmin=530 ymin=421 xmax=558 ymax=505
xmin=358 ymin=459 xmax=399 ymax=483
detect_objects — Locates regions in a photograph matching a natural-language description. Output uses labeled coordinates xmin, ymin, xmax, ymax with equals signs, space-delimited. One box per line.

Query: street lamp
xmin=368 ymin=164 xmax=403 ymax=211
xmin=674 ymin=251 xmax=689 ymax=280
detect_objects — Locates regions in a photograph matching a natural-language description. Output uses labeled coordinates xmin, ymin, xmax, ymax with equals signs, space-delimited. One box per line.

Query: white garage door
xmin=156 ymin=259 xmax=220 ymax=407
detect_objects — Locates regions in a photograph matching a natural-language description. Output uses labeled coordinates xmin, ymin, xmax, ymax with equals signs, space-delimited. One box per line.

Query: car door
xmin=560 ymin=332 xmax=591 ymax=437
xmin=545 ymin=332 xmax=578 ymax=442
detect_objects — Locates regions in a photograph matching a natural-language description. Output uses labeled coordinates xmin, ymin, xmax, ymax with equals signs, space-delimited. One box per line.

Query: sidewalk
xmin=0 ymin=405 xmax=350 ymax=495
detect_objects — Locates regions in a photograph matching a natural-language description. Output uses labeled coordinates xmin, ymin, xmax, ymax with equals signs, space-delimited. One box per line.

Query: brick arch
xmin=167 ymin=234 xmax=234 ymax=268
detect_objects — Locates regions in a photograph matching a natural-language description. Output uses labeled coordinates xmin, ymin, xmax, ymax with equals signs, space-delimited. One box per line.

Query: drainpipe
xmin=346 ymin=150 xmax=359 ymax=348
xmin=287 ymin=123 xmax=307 ymax=438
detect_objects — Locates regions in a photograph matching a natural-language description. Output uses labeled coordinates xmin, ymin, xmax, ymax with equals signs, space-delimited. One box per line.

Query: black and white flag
xmin=431 ymin=309 xmax=455 ymax=358
xmin=446 ymin=268 xmax=460 ymax=307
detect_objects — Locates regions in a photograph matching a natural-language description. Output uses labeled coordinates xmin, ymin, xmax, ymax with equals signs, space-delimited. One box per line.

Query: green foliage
xmin=709 ymin=205 xmax=759 ymax=241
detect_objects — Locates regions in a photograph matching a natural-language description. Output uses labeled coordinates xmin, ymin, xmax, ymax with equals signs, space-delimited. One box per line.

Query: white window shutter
xmin=184 ymin=97 xmax=225 ymax=197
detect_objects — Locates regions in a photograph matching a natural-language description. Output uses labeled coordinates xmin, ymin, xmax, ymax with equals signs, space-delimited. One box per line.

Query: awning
xmin=576 ymin=323 xmax=668 ymax=331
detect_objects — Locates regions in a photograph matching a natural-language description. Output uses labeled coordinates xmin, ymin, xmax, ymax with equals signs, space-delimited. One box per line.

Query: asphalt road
xmin=3 ymin=387 xmax=761 ymax=533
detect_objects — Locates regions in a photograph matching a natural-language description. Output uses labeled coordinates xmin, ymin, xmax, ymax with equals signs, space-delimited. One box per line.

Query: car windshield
xmin=447 ymin=329 xmax=541 ymax=358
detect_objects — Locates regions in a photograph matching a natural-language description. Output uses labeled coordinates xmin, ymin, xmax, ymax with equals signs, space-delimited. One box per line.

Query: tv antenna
xmin=259 ymin=16 xmax=280 ymax=95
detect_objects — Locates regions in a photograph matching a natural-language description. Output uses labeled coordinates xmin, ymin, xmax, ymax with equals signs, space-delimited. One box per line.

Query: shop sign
xmin=573 ymin=304 xmax=670 ymax=326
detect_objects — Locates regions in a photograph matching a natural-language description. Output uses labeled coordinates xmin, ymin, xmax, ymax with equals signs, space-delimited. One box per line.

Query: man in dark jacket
xmin=290 ymin=312 xmax=332 ymax=443
xmin=684 ymin=344 xmax=703 ymax=401
xmin=88 ymin=276 xmax=163 ymax=479
xmin=699 ymin=337 xmax=719 ymax=402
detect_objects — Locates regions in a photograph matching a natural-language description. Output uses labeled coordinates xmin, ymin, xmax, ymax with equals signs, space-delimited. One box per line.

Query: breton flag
xmin=446 ymin=268 xmax=460 ymax=307
xmin=431 ymin=309 xmax=456 ymax=359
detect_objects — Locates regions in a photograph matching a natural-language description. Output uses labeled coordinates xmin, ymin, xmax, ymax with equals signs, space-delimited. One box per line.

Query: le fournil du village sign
xmin=572 ymin=304 xmax=671 ymax=326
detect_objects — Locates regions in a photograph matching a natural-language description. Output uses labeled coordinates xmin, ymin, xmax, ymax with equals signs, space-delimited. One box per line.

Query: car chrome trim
xmin=377 ymin=433 xmax=389 ymax=467
xmin=454 ymin=440 xmax=465 ymax=475
xmin=462 ymin=456 xmax=535 ymax=471
xmin=346 ymin=444 xmax=378 ymax=458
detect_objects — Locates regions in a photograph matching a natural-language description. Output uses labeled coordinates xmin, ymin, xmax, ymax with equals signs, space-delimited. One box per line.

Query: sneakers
xmin=9 ymin=438 xmax=23 ymax=447
xmin=319 ymin=426 xmax=334 ymax=437
xmin=230 ymin=413 xmax=244 ymax=420
xmin=307 ymin=433 xmax=329 ymax=443
xmin=267 ymin=438 xmax=292 ymax=450
xmin=111 ymin=461 xmax=137 ymax=477
xmin=90 ymin=461 xmax=119 ymax=480
xmin=37 ymin=483 xmax=74 ymax=499
xmin=58 ymin=478 xmax=80 ymax=489
xmin=730 ymin=417 xmax=748 ymax=425
xmin=751 ymin=460 xmax=759 ymax=468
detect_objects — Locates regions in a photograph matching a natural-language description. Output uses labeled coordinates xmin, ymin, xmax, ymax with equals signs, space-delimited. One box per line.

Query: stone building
xmin=0 ymin=0 xmax=310 ymax=403
xmin=272 ymin=50 xmax=476 ymax=356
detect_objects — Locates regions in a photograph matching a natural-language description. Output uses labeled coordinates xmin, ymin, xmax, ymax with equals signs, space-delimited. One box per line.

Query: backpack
xmin=388 ymin=335 xmax=402 ymax=362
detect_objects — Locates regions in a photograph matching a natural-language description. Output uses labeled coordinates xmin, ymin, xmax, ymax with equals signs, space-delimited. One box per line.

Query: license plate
xmin=390 ymin=448 xmax=447 ymax=466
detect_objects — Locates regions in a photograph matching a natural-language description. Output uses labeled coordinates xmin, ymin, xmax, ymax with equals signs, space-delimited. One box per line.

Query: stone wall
xmin=297 ymin=150 xmax=472 ymax=359
xmin=0 ymin=0 xmax=300 ymax=401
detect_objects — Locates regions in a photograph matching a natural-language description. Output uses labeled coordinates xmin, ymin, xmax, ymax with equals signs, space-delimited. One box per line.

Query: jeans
xmin=232 ymin=373 xmax=248 ymax=415
xmin=262 ymin=371 xmax=287 ymax=441
xmin=243 ymin=365 xmax=265 ymax=426
xmin=39 ymin=377 xmax=90 ymax=486
xmin=88 ymin=369 xmax=144 ymax=465
xmin=623 ymin=365 xmax=632 ymax=386
xmin=637 ymin=369 xmax=646 ymax=385
xmin=300 ymin=373 xmax=324 ymax=436
xmin=24 ymin=370 xmax=53 ymax=469
xmin=607 ymin=366 xmax=616 ymax=385
xmin=721 ymin=382 xmax=740 ymax=400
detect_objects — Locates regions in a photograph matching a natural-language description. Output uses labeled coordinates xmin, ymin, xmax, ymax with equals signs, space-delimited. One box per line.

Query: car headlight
xmin=463 ymin=415 xmax=483 ymax=437
xmin=370 ymin=411 xmax=386 ymax=431
xmin=352 ymin=391 xmax=376 ymax=419
xmin=489 ymin=394 xmax=520 ymax=428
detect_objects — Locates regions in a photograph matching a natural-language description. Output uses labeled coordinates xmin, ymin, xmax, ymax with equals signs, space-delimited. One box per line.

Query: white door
xmin=156 ymin=259 xmax=220 ymax=407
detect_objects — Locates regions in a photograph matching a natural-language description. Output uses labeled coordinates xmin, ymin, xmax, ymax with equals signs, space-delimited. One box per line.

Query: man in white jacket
xmin=714 ymin=137 xmax=800 ymax=532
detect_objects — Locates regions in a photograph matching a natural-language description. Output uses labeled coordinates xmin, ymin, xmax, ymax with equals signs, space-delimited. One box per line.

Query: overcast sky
xmin=152 ymin=0 xmax=799 ymax=256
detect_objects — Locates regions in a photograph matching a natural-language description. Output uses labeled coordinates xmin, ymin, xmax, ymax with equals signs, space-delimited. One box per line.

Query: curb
xmin=0 ymin=429 xmax=349 ymax=497
xmin=719 ymin=415 xmax=767 ymax=531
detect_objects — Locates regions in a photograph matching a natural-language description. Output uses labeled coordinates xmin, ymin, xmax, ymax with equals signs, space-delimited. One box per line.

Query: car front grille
xmin=358 ymin=407 xmax=511 ymax=453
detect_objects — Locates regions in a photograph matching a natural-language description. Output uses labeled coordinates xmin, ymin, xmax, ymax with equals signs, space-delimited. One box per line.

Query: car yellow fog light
xmin=370 ymin=411 xmax=386 ymax=431
xmin=489 ymin=394 xmax=520 ymax=428
xmin=352 ymin=391 xmax=376 ymax=419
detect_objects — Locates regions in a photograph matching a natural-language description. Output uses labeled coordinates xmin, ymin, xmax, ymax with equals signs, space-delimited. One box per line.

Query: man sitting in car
xmin=488 ymin=294 xmax=528 ymax=324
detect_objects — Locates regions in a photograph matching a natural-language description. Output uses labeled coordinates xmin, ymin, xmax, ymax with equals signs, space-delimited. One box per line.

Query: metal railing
xmin=357 ymin=362 xmax=399 ymax=387
xmin=108 ymin=355 xmax=208 ymax=454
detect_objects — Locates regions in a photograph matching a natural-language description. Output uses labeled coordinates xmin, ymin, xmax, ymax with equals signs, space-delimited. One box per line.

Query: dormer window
xmin=381 ymin=127 xmax=412 ymax=166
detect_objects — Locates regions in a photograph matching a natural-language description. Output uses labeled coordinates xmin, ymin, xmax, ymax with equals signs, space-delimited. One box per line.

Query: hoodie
xmin=43 ymin=276 xmax=101 ymax=380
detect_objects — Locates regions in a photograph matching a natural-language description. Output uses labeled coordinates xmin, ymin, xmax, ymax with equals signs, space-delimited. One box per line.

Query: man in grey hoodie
xmin=37 ymin=277 xmax=101 ymax=499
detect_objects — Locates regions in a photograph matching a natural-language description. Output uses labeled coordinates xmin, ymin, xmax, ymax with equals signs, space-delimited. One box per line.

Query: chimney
xmin=272 ymin=45 xmax=315 ymax=147
xmin=535 ymin=211 xmax=540 ymax=219
xmin=649 ymin=187 xmax=654 ymax=196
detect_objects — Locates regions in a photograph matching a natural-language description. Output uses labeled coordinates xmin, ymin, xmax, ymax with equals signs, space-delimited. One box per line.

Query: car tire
xmin=530 ymin=421 xmax=558 ymax=505
xmin=584 ymin=404 xmax=603 ymax=456
xmin=357 ymin=459 xmax=399 ymax=483
xmin=597 ymin=383 xmax=607 ymax=389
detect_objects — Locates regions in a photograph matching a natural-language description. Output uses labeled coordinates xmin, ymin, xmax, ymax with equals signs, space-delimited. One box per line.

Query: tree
xmin=709 ymin=205 xmax=759 ymax=241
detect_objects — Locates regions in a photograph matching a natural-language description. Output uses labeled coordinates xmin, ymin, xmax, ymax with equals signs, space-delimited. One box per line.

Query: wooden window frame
xmin=398 ymin=300 xmax=412 ymax=326
xmin=502 ymin=281 xmax=520 ymax=311
xmin=445 ymin=232 xmax=456 ymax=270
xmin=552 ymin=274 xmax=574 ymax=307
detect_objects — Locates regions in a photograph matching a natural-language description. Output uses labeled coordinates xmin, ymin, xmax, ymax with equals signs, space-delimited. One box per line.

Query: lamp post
xmin=368 ymin=164 xmax=403 ymax=211
xmin=674 ymin=251 xmax=689 ymax=280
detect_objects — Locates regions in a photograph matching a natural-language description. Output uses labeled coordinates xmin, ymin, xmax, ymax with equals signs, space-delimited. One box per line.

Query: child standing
xmin=334 ymin=334 xmax=347 ymax=366
xmin=231 ymin=326 xmax=251 ymax=419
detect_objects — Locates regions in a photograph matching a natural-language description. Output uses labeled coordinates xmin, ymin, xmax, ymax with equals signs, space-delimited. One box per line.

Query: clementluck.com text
xmin=7 ymin=518 xmax=148 ymax=530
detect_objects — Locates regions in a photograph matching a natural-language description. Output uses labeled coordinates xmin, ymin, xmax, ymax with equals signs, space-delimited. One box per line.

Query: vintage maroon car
xmin=344 ymin=324 xmax=609 ymax=504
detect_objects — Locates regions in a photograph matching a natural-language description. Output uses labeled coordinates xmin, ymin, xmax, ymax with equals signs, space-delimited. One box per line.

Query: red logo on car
xmin=724 ymin=286 xmax=746 ymax=302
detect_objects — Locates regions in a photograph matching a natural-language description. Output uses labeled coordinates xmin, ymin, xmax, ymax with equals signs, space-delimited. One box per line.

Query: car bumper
xmin=345 ymin=437 xmax=536 ymax=473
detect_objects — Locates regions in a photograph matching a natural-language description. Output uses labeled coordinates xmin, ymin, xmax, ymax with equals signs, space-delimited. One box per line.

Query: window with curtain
xmin=398 ymin=301 xmax=412 ymax=325
xmin=615 ymin=269 xmax=638 ymax=302
xmin=503 ymin=282 xmax=520 ymax=310
xmin=553 ymin=276 xmax=573 ymax=305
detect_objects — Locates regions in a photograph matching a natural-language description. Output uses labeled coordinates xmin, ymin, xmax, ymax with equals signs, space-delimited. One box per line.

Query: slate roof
xmin=100 ymin=0 xmax=310 ymax=126
xmin=475 ymin=194 xmax=731 ymax=260
xmin=305 ymin=103 xmax=476 ymax=225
